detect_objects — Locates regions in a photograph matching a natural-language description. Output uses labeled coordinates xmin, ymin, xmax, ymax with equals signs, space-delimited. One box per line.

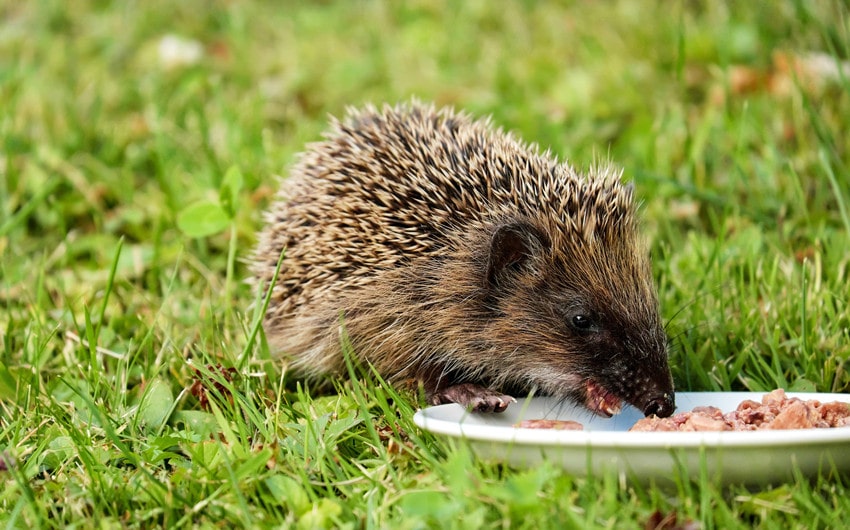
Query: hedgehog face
xmin=552 ymin=297 xmax=675 ymax=418
xmin=484 ymin=219 xmax=675 ymax=418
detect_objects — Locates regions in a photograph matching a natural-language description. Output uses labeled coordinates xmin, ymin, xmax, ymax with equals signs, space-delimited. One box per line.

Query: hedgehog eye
xmin=570 ymin=314 xmax=596 ymax=331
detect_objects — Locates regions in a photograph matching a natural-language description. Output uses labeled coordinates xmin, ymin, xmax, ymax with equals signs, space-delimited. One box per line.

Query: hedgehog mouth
xmin=584 ymin=379 xmax=623 ymax=417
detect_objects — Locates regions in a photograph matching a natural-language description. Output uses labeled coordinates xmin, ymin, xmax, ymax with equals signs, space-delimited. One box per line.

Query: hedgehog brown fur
xmin=252 ymin=101 xmax=675 ymax=417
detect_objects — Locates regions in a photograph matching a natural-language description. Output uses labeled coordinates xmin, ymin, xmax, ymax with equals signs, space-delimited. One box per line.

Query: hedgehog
xmin=251 ymin=102 xmax=675 ymax=418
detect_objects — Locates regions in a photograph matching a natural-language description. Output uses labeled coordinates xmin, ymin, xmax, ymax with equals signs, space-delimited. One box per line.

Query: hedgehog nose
xmin=643 ymin=393 xmax=675 ymax=418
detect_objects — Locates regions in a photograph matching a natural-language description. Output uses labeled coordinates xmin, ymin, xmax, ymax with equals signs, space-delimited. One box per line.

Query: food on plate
xmin=629 ymin=389 xmax=850 ymax=432
xmin=515 ymin=419 xmax=584 ymax=430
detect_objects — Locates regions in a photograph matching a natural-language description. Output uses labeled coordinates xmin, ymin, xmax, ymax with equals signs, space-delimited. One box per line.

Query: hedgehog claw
xmin=428 ymin=383 xmax=516 ymax=413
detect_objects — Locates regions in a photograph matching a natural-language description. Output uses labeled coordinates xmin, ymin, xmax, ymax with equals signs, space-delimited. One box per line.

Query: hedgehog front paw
xmin=428 ymin=383 xmax=517 ymax=413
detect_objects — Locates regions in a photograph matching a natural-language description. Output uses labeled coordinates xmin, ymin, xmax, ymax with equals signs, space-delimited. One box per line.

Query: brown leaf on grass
xmin=771 ymin=51 xmax=850 ymax=96
xmin=251 ymin=184 xmax=278 ymax=204
xmin=702 ymin=49 xmax=850 ymax=107
xmin=189 ymin=364 xmax=238 ymax=411
xmin=794 ymin=247 xmax=816 ymax=264
xmin=729 ymin=65 xmax=768 ymax=95
xmin=705 ymin=64 xmax=767 ymax=105
xmin=375 ymin=423 xmax=413 ymax=455
xmin=208 ymin=40 xmax=231 ymax=61
xmin=645 ymin=510 xmax=701 ymax=530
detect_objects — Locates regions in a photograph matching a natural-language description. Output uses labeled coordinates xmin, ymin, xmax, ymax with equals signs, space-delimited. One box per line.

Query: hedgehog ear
xmin=486 ymin=222 xmax=549 ymax=288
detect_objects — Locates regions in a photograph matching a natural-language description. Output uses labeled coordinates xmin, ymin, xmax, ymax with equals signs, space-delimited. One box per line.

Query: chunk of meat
xmin=515 ymin=419 xmax=584 ymax=430
xmin=629 ymin=389 xmax=850 ymax=432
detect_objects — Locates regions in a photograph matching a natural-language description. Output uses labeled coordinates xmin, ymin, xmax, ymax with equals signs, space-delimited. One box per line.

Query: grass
xmin=2 ymin=0 xmax=850 ymax=527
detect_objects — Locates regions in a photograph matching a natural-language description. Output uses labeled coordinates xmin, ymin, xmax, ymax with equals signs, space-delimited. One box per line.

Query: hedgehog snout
xmin=642 ymin=393 xmax=675 ymax=418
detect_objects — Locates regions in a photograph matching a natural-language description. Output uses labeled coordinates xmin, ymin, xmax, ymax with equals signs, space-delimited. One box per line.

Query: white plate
xmin=413 ymin=392 xmax=850 ymax=484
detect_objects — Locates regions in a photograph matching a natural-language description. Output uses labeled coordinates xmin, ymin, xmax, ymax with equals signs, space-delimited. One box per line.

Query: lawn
xmin=2 ymin=0 xmax=849 ymax=528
